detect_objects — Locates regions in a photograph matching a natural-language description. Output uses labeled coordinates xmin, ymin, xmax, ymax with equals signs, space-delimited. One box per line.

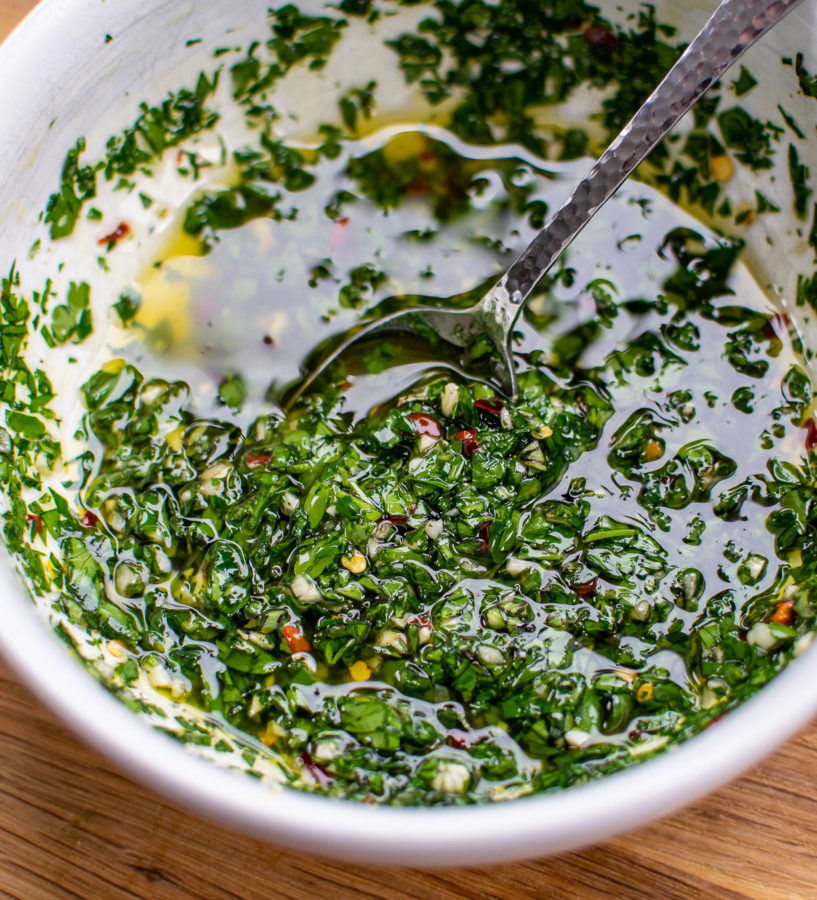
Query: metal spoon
xmin=288 ymin=0 xmax=803 ymax=405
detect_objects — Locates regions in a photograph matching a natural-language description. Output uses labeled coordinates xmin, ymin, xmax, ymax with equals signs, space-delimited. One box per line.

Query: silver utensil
xmin=289 ymin=0 xmax=803 ymax=404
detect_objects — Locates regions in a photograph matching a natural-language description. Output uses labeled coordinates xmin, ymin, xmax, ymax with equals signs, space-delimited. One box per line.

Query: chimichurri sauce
xmin=5 ymin=0 xmax=817 ymax=805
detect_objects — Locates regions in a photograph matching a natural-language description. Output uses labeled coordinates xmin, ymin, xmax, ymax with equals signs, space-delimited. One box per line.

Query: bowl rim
xmin=0 ymin=0 xmax=816 ymax=869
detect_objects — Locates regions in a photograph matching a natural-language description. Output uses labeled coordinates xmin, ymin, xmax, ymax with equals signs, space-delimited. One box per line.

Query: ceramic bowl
xmin=0 ymin=0 xmax=815 ymax=866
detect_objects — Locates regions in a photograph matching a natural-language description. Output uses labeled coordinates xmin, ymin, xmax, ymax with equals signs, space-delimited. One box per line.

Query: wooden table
xmin=2 ymin=2 xmax=817 ymax=897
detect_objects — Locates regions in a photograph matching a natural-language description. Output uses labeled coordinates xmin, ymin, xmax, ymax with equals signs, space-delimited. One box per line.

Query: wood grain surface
xmin=1 ymin=2 xmax=817 ymax=897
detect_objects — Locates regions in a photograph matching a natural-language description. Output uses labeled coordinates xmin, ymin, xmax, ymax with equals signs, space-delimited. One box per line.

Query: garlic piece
xmin=431 ymin=761 xmax=470 ymax=794
xmin=290 ymin=575 xmax=322 ymax=603
xmin=417 ymin=434 xmax=438 ymax=454
xmin=565 ymin=729 xmax=592 ymax=749
xmin=424 ymin=519 xmax=443 ymax=540
xmin=746 ymin=623 xmax=781 ymax=651
xmin=440 ymin=382 xmax=459 ymax=418
xmin=200 ymin=461 xmax=233 ymax=497
xmin=477 ymin=644 xmax=505 ymax=666
xmin=506 ymin=557 xmax=531 ymax=576
xmin=377 ymin=629 xmax=408 ymax=654
xmin=312 ymin=739 xmax=342 ymax=762
xmin=280 ymin=491 xmax=300 ymax=516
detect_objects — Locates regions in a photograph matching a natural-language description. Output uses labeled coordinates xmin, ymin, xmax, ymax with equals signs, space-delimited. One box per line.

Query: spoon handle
xmin=494 ymin=0 xmax=804 ymax=310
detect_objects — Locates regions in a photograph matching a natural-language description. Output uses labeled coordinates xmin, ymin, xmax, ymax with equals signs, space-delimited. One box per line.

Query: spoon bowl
xmin=283 ymin=300 xmax=510 ymax=407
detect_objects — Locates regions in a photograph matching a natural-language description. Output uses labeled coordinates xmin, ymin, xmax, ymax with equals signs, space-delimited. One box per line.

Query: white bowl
xmin=0 ymin=0 xmax=816 ymax=867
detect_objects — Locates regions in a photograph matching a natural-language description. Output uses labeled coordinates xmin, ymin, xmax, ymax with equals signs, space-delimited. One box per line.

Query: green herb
xmin=730 ymin=66 xmax=757 ymax=96
xmin=218 ymin=372 xmax=247 ymax=409
xmin=788 ymin=143 xmax=812 ymax=219
xmin=717 ymin=107 xmax=777 ymax=170
xmin=113 ymin=291 xmax=141 ymax=327
xmin=777 ymin=104 xmax=805 ymax=140
xmin=44 ymin=138 xmax=100 ymax=240
xmin=339 ymin=81 xmax=377 ymax=132
xmin=104 ymin=77 xmax=220 ymax=182
xmin=44 ymin=80 xmax=221 ymax=241
xmin=755 ymin=191 xmax=780 ymax=214
xmin=44 ymin=281 xmax=92 ymax=345
xmin=795 ymin=51 xmax=817 ymax=98
xmin=387 ymin=1 xmax=683 ymax=155
xmin=5 ymin=410 xmax=46 ymax=439
xmin=809 ymin=204 xmax=817 ymax=255
xmin=57 ymin=203 xmax=813 ymax=803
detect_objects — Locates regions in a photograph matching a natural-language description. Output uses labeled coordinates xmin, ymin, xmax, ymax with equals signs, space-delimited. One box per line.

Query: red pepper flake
xmin=381 ymin=503 xmax=416 ymax=526
xmin=474 ymin=398 xmax=504 ymax=416
xmin=331 ymin=216 xmax=351 ymax=251
xmin=762 ymin=312 xmax=791 ymax=342
xmin=737 ymin=629 xmax=748 ymax=642
xmin=627 ymin=728 xmax=642 ymax=741
xmin=81 ymin=511 xmax=98 ymax=528
xmin=338 ymin=380 xmax=353 ymax=392
xmin=407 ymin=614 xmax=431 ymax=629
xmin=98 ymin=222 xmax=131 ymax=246
xmin=448 ymin=729 xmax=472 ymax=749
xmin=300 ymin=750 xmax=332 ymax=786
xmin=282 ymin=624 xmax=311 ymax=653
xmin=407 ymin=412 xmax=442 ymax=438
xmin=572 ymin=577 xmax=598 ymax=598
xmin=584 ymin=24 xmax=617 ymax=51
xmin=26 ymin=514 xmax=43 ymax=535
xmin=176 ymin=150 xmax=185 ymax=165
xmin=803 ymin=417 xmax=817 ymax=451
xmin=406 ymin=176 xmax=428 ymax=196
xmin=454 ymin=428 xmax=480 ymax=457
xmin=480 ymin=521 xmax=491 ymax=553
xmin=771 ymin=599 xmax=795 ymax=626
xmin=245 ymin=453 xmax=273 ymax=468
xmin=762 ymin=319 xmax=779 ymax=342
xmin=575 ymin=394 xmax=588 ymax=417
